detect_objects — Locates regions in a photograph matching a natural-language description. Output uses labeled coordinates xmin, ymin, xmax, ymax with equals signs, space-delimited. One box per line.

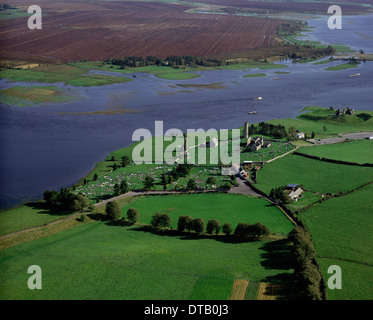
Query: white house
xmin=289 ymin=187 xmax=304 ymax=201
xmin=296 ymin=132 xmax=305 ymax=139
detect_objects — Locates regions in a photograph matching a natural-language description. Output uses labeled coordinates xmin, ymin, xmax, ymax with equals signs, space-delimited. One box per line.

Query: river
xmin=0 ymin=14 xmax=372 ymax=209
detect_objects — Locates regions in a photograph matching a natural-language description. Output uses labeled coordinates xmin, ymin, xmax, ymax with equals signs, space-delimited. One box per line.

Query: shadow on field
xmin=259 ymin=239 xmax=299 ymax=299
xmin=92 ymin=194 xmax=113 ymax=203
xmin=128 ymin=225 xmax=260 ymax=244
xmin=24 ymin=201 xmax=69 ymax=216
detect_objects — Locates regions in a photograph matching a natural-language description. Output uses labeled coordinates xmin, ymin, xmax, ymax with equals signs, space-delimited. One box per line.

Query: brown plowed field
xmin=186 ymin=0 xmax=371 ymax=14
xmin=0 ymin=1 xmax=280 ymax=61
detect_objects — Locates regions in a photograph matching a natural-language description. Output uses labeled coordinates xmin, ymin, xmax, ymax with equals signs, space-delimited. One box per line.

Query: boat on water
xmin=257 ymin=97 xmax=263 ymax=100
xmin=248 ymin=111 xmax=257 ymax=115
xmin=349 ymin=73 xmax=360 ymax=78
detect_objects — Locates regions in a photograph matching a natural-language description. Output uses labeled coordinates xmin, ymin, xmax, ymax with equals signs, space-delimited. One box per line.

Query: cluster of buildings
xmin=246 ymin=136 xmax=272 ymax=151
xmin=335 ymin=107 xmax=355 ymax=116
xmin=243 ymin=121 xmax=272 ymax=151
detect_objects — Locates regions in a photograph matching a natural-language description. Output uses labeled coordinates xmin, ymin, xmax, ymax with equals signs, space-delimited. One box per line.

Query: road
xmin=310 ymin=131 xmax=373 ymax=145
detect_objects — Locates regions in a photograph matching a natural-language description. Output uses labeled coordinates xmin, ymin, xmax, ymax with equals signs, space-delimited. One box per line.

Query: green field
xmin=0 ymin=64 xmax=133 ymax=87
xmin=255 ymin=153 xmax=373 ymax=195
xmin=117 ymin=193 xmax=293 ymax=235
xmin=297 ymin=139 xmax=373 ymax=164
xmin=265 ymin=106 xmax=373 ymax=139
xmin=299 ymin=184 xmax=373 ymax=299
xmin=0 ymin=193 xmax=294 ymax=300
xmin=243 ymin=73 xmax=266 ymax=78
xmin=0 ymin=8 xmax=30 ymax=20
xmin=325 ymin=62 xmax=360 ymax=71
xmin=0 ymin=85 xmax=78 ymax=106
xmin=0 ymin=204 xmax=73 ymax=237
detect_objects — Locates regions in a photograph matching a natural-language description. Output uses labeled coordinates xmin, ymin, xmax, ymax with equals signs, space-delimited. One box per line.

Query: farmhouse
xmin=289 ymin=187 xmax=304 ymax=201
xmin=296 ymin=132 xmax=305 ymax=139
xmin=286 ymin=184 xmax=303 ymax=201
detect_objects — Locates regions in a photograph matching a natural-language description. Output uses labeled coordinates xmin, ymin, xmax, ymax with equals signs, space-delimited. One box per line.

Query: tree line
xmin=288 ymin=225 xmax=328 ymax=300
xmin=43 ymin=189 xmax=91 ymax=213
xmin=248 ymin=123 xmax=287 ymax=139
xmin=106 ymin=55 xmax=224 ymax=68
xmin=104 ymin=202 xmax=270 ymax=239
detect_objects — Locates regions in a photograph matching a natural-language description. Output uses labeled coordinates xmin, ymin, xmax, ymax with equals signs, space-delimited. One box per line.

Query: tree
xmin=127 ymin=208 xmax=139 ymax=225
xmin=113 ymin=183 xmax=121 ymax=196
xmin=151 ymin=212 xmax=171 ymax=229
xmin=177 ymin=215 xmax=193 ymax=232
xmin=43 ymin=190 xmax=58 ymax=206
xmin=120 ymin=180 xmax=129 ymax=194
xmin=222 ymin=182 xmax=232 ymax=190
xmin=206 ymin=219 xmax=221 ymax=235
xmin=161 ymin=173 xmax=168 ymax=190
xmin=206 ymin=177 xmax=216 ymax=187
xmin=105 ymin=201 xmax=121 ymax=221
xmin=323 ymin=125 xmax=327 ymax=132
xmin=288 ymin=126 xmax=297 ymax=137
xmin=76 ymin=194 xmax=90 ymax=209
xmin=311 ymin=131 xmax=315 ymax=139
xmin=93 ymin=173 xmax=98 ymax=181
xmin=184 ymin=216 xmax=194 ymax=232
xmin=192 ymin=218 xmax=205 ymax=234
xmin=252 ymin=222 xmax=270 ymax=237
xmin=144 ymin=176 xmax=155 ymax=190
xmin=222 ymin=222 xmax=232 ymax=235
xmin=234 ymin=222 xmax=250 ymax=237
xmin=113 ymin=163 xmax=118 ymax=171
xmin=187 ymin=179 xmax=197 ymax=190
xmin=121 ymin=155 xmax=131 ymax=168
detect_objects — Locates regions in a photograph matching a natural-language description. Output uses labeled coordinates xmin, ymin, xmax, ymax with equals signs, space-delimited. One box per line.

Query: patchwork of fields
xmin=299 ymin=184 xmax=373 ymax=300
xmin=255 ymin=153 xmax=373 ymax=195
xmin=0 ymin=193 xmax=294 ymax=300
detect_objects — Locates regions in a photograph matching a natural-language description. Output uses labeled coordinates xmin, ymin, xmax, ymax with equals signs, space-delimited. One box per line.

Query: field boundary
xmin=229 ymin=279 xmax=249 ymax=300
xmin=266 ymin=145 xmax=298 ymax=163
xmin=293 ymin=151 xmax=373 ymax=167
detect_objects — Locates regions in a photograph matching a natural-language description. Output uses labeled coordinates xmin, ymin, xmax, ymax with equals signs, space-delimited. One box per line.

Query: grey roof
xmin=287 ymin=184 xmax=298 ymax=188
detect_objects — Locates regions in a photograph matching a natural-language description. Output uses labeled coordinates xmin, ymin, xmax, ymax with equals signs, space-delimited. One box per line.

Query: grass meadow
xmin=0 ymin=193 xmax=294 ymax=300
xmin=0 ymin=204 xmax=73 ymax=237
xmin=255 ymin=153 xmax=373 ymax=195
xmin=299 ymin=184 xmax=373 ymax=299
xmin=0 ymin=85 xmax=77 ymax=106
xmin=116 ymin=193 xmax=294 ymax=235
xmin=265 ymin=106 xmax=373 ymax=139
xmin=325 ymin=62 xmax=360 ymax=71
xmin=0 ymin=64 xmax=133 ymax=87
xmin=297 ymin=139 xmax=373 ymax=164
